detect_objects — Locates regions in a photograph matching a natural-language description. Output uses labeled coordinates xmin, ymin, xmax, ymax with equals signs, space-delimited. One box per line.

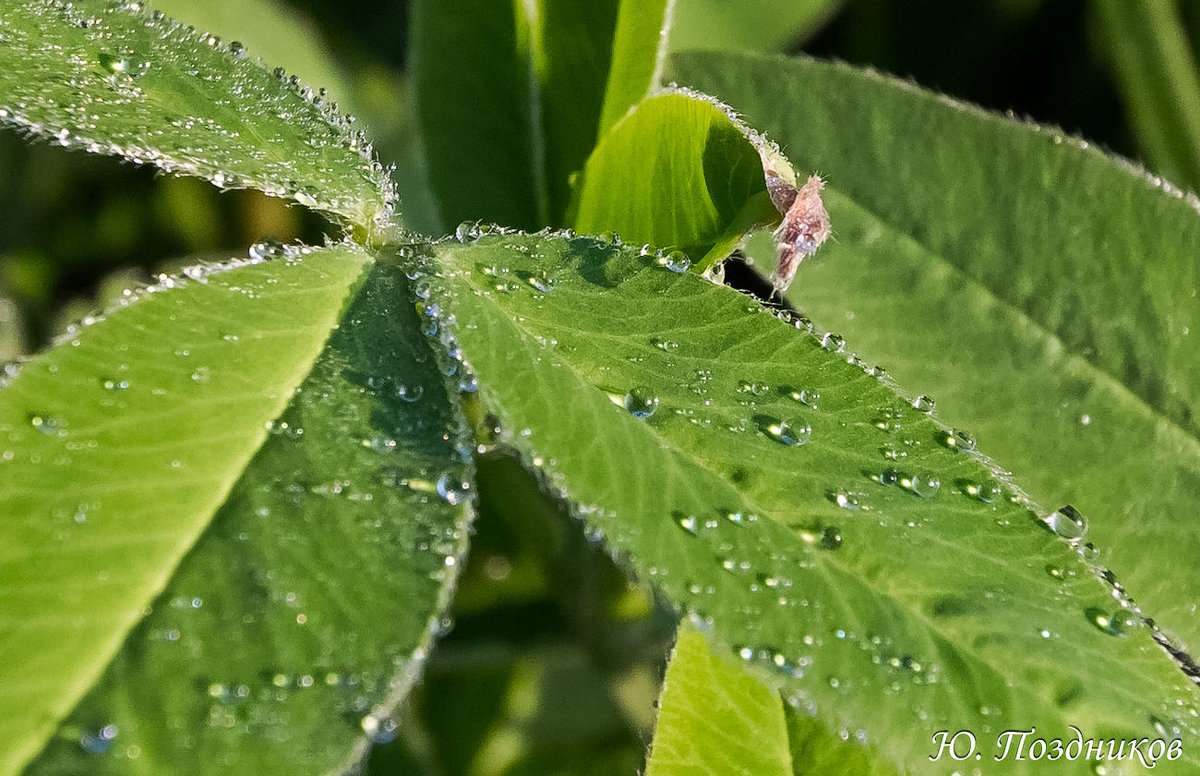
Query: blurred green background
xmin=1 ymin=1 xmax=1195 ymax=773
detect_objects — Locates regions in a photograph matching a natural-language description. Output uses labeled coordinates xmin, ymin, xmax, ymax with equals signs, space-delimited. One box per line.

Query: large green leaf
xmin=0 ymin=0 xmax=392 ymax=231
xmin=17 ymin=260 xmax=472 ymax=775
xmin=409 ymin=0 xmax=669 ymax=231
xmin=672 ymin=51 xmax=1200 ymax=654
xmin=646 ymin=624 xmax=792 ymax=776
xmin=569 ymin=91 xmax=788 ymax=272
xmin=430 ymin=233 xmax=1200 ymax=774
xmin=0 ymin=244 xmax=372 ymax=775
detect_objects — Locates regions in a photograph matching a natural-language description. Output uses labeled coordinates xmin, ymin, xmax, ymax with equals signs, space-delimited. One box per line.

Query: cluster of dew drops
xmin=410 ymin=226 xmax=1200 ymax=716
xmin=439 ymin=224 xmax=1173 ymax=652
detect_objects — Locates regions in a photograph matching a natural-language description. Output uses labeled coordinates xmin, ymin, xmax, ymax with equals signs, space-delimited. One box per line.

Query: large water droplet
xmin=624 ymin=387 xmax=659 ymax=418
xmin=98 ymin=52 xmax=149 ymax=78
xmin=361 ymin=713 xmax=398 ymax=744
xmin=435 ymin=472 xmax=471 ymax=505
xmin=675 ymin=512 xmax=699 ymax=536
xmin=1085 ymin=606 xmax=1137 ymax=637
xmin=29 ymin=413 xmax=61 ymax=435
xmin=1046 ymin=505 xmax=1087 ymax=542
xmin=764 ymin=417 xmax=812 ymax=447
xmin=396 ymin=383 xmax=424 ymax=403
xmin=964 ymin=477 xmax=1002 ymax=502
xmin=821 ymin=333 xmax=845 ymax=353
xmin=455 ymin=221 xmax=481 ymax=243
xmin=249 ymin=239 xmax=285 ymax=261
xmin=912 ymin=395 xmax=935 ymax=413
xmin=657 ymin=250 xmax=691 ymax=273
xmin=819 ymin=526 xmax=842 ymax=550
xmin=901 ymin=471 xmax=940 ymax=498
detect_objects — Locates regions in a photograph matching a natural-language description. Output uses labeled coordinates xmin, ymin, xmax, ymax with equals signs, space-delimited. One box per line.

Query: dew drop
xmin=435 ymin=472 xmax=471 ymax=505
xmin=657 ymin=250 xmax=691 ymax=273
xmin=1046 ymin=504 xmax=1087 ymax=542
xmin=675 ymin=512 xmax=699 ymax=536
xmin=940 ymin=429 xmax=976 ymax=451
xmin=738 ymin=381 xmax=769 ymax=396
xmin=455 ymin=221 xmax=481 ymax=243
xmin=228 ymin=40 xmax=246 ymax=58
xmin=624 ymin=386 xmax=659 ymax=418
xmin=821 ymin=333 xmax=845 ymax=353
xmin=1085 ymin=606 xmax=1136 ymax=637
xmin=912 ymin=395 xmax=936 ymax=413
xmin=361 ymin=713 xmax=398 ymax=744
xmin=819 ymin=526 xmax=842 ymax=550
xmin=965 ymin=477 xmax=1002 ymax=502
xmin=29 ymin=413 xmax=61 ymax=435
xmin=764 ymin=417 xmax=812 ymax=447
xmin=901 ymin=471 xmax=940 ymax=498
xmin=396 ymin=383 xmax=424 ymax=403
xmin=249 ymin=239 xmax=284 ymax=261
xmin=100 ymin=377 xmax=129 ymax=391
xmin=80 ymin=724 xmax=118 ymax=754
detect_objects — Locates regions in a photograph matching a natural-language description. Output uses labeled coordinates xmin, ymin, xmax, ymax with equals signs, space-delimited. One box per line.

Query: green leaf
xmin=0 ymin=244 xmax=372 ymax=775
xmin=145 ymin=0 xmax=358 ymax=113
xmin=569 ymin=91 xmax=787 ymax=271
xmin=0 ymin=1 xmax=392 ymax=231
xmin=431 ymin=233 xmax=1200 ymax=774
xmin=597 ymin=0 xmax=672 ymax=135
xmin=648 ymin=625 xmax=890 ymax=776
xmin=16 ymin=260 xmax=473 ymax=775
xmin=409 ymin=0 xmax=669 ymax=231
xmin=672 ymin=51 xmax=1200 ymax=655
xmin=1093 ymin=0 xmax=1200 ymax=191
xmin=669 ymin=0 xmax=843 ymax=54
xmin=646 ymin=624 xmax=792 ymax=776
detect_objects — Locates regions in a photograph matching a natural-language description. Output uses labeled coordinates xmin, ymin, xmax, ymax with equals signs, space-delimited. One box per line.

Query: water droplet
xmin=100 ymin=377 xmax=129 ymax=391
xmin=435 ymin=472 xmax=471 ymax=505
xmin=396 ymin=383 xmax=424 ymax=403
xmin=819 ymin=526 xmax=842 ymax=550
xmin=29 ymin=413 xmax=61 ymax=435
xmin=940 ymin=429 xmax=976 ymax=451
xmin=790 ymin=388 xmax=820 ymax=408
xmin=657 ymin=250 xmax=691 ymax=273
xmin=80 ymin=724 xmax=118 ymax=754
xmin=738 ymin=381 xmax=769 ymax=396
xmin=98 ymin=52 xmax=149 ymax=78
xmin=763 ymin=417 xmax=812 ymax=447
xmin=675 ymin=512 xmax=699 ymax=536
xmin=249 ymin=239 xmax=284 ymax=261
xmin=833 ymin=492 xmax=860 ymax=510
xmin=901 ymin=471 xmax=940 ymax=498
xmin=229 ymin=40 xmax=246 ymax=58
xmin=821 ymin=333 xmax=845 ymax=353
xmin=964 ymin=477 xmax=1002 ymax=502
xmin=361 ymin=713 xmax=398 ymax=744
xmin=191 ymin=366 xmax=210 ymax=383
xmin=455 ymin=221 xmax=481 ymax=243
xmin=912 ymin=395 xmax=935 ymax=413
xmin=624 ymin=386 xmax=659 ymax=418
xmin=1085 ymin=606 xmax=1136 ymax=637
xmin=1046 ymin=504 xmax=1087 ymax=542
